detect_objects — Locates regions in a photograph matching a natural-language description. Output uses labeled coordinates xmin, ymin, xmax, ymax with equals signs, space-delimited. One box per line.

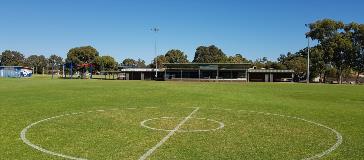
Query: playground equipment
xmin=62 ymin=63 xmax=94 ymax=79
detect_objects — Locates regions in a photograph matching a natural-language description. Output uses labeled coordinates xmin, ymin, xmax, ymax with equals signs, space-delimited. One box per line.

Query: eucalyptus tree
xmin=193 ymin=45 xmax=227 ymax=63
xmin=0 ymin=50 xmax=25 ymax=66
xmin=165 ymin=49 xmax=189 ymax=63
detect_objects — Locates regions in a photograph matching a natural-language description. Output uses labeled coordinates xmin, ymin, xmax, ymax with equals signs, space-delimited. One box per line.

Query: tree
xmin=277 ymin=50 xmax=307 ymax=81
xmin=136 ymin=58 xmax=146 ymax=68
xmin=0 ymin=50 xmax=25 ymax=66
xmin=306 ymin=19 xmax=344 ymax=43
xmin=227 ymin=54 xmax=249 ymax=63
xmin=25 ymin=55 xmax=47 ymax=74
xmin=25 ymin=55 xmax=39 ymax=72
xmin=306 ymin=19 xmax=362 ymax=83
xmin=309 ymin=46 xmax=326 ymax=82
xmin=95 ymin=56 xmax=117 ymax=71
xmin=323 ymin=34 xmax=355 ymax=83
xmin=285 ymin=56 xmax=307 ymax=81
xmin=48 ymin=54 xmax=63 ymax=66
xmin=48 ymin=54 xmax=63 ymax=73
xmin=66 ymin=46 xmax=99 ymax=66
xmin=193 ymin=45 xmax=227 ymax=63
xmin=346 ymin=23 xmax=364 ymax=83
xmin=353 ymin=51 xmax=364 ymax=83
xmin=36 ymin=55 xmax=48 ymax=74
xmin=165 ymin=49 xmax=189 ymax=63
xmin=253 ymin=57 xmax=268 ymax=69
xmin=121 ymin=58 xmax=146 ymax=68
xmin=253 ymin=57 xmax=286 ymax=70
xmin=122 ymin=58 xmax=137 ymax=66
xmin=150 ymin=55 xmax=167 ymax=68
xmin=306 ymin=19 xmax=344 ymax=82
xmin=66 ymin=46 xmax=99 ymax=77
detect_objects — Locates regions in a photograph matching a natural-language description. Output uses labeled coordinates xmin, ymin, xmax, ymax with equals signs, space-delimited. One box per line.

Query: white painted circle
xmin=140 ymin=117 xmax=225 ymax=132
xmin=19 ymin=108 xmax=343 ymax=160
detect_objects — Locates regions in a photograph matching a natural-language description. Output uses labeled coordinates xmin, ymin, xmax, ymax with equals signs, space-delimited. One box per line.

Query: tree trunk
xmin=339 ymin=68 xmax=343 ymax=84
xmin=323 ymin=72 xmax=327 ymax=83
xmin=356 ymin=72 xmax=360 ymax=84
xmin=318 ymin=73 xmax=321 ymax=83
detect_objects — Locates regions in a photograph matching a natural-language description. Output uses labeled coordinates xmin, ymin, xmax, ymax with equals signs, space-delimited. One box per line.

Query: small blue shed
xmin=0 ymin=66 xmax=33 ymax=78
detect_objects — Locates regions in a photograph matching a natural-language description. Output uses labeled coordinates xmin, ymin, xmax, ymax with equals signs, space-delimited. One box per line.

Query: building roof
xmin=100 ymin=68 xmax=164 ymax=74
xmin=163 ymin=63 xmax=251 ymax=70
xmin=0 ymin=66 xmax=32 ymax=69
xmin=248 ymin=69 xmax=294 ymax=73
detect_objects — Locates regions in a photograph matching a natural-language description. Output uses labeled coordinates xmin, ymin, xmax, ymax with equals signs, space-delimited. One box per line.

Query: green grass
xmin=0 ymin=78 xmax=363 ymax=159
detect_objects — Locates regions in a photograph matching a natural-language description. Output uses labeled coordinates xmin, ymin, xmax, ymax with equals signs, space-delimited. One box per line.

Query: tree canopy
xmin=66 ymin=46 xmax=99 ymax=65
xmin=228 ymin=54 xmax=250 ymax=63
xmin=95 ymin=56 xmax=117 ymax=71
xmin=48 ymin=54 xmax=63 ymax=66
xmin=304 ymin=18 xmax=364 ymax=83
xmin=165 ymin=49 xmax=189 ymax=63
xmin=122 ymin=58 xmax=146 ymax=68
xmin=193 ymin=45 xmax=227 ymax=63
xmin=25 ymin=55 xmax=47 ymax=74
xmin=150 ymin=55 xmax=167 ymax=68
xmin=0 ymin=50 xmax=25 ymax=66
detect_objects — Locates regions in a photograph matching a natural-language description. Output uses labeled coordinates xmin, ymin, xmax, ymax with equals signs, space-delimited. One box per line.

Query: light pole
xmin=305 ymin=24 xmax=310 ymax=84
xmin=151 ymin=27 xmax=159 ymax=78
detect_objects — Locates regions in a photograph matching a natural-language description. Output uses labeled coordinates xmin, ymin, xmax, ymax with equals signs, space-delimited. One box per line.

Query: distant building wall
xmin=0 ymin=66 xmax=33 ymax=78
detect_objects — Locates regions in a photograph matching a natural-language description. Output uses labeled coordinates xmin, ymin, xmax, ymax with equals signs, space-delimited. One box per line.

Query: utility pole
xmin=151 ymin=27 xmax=159 ymax=79
xmin=305 ymin=24 xmax=310 ymax=84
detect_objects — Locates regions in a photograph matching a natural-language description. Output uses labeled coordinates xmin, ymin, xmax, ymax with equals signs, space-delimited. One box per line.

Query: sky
xmin=1 ymin=0 xmax=364 ymax=63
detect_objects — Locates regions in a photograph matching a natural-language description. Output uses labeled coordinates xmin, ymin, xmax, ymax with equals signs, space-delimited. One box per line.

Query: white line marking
xmin=145 ymin=107 xmax=157 ymax=109
xmin=19 ymin=108 xmax=342 ymax=160
xmin=237 ymin=110 xmax=343 ymax=160
xmin=20 ymin=114 xmax=87 ymax=160
xmin=126 ymin=108 xmax=136 ymax=110
xmin=140 ymin=117 xmax=224 ymax=133
xmin=296 ymin=117 xmax=343 ymax=160
xmin=138 ymin=107 xmax=200 ymax=160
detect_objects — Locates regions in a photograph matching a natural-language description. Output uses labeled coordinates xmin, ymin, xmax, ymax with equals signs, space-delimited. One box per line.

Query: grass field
xmin=1 ymin=77 xmax=364 ymax=160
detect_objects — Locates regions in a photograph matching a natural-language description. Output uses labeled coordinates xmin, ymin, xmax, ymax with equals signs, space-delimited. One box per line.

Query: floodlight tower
xmin=305 ymin=24 xmax=310 ymax=84
xmin=151 ymin=27 xmax=159 ymax=78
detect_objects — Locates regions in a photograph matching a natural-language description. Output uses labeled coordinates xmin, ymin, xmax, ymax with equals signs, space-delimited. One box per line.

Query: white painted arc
xmin=20 ymin=114 xmax=87 ymax=160
xmin=140 ymin=117 xmax=225 ymax=132
xmin=295 ymin=117 xmax=343 ymax=160
xmin=138 ymin=107 xmax=200 ymax=160
xmin=19 ymin=107 xmax=342 ymax=160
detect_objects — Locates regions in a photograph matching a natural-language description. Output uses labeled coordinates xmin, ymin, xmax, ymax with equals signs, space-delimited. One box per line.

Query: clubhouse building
xmin=102 ymin=63 xmax=294 ymax=82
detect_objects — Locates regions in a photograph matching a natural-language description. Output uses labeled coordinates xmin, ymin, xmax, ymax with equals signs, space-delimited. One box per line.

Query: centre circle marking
xmin=19 ymin=107 xmax=343 ymax=160
xmin=140 ymin=117 xmax=225 ymax=132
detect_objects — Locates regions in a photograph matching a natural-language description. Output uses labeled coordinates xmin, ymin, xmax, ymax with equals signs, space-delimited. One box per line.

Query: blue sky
xmin=1 ymin=0 xmax=363 ymax=63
